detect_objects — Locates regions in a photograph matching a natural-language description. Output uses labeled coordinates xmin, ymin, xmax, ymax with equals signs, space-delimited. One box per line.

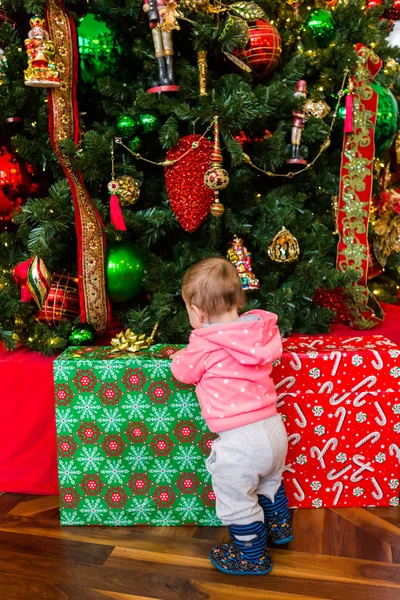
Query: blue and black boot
xmin=258 ymin=483 xmax=293 ymax=545
xmin=209 ymin=521 xmax=272 ymax=575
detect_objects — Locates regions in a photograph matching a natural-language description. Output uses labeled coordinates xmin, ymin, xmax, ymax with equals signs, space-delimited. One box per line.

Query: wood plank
xmin=322 ymin=509 xmax=358 ymax=559
xmin=290 ymin=508 xmax=324 ymax=554
xmin=331 ymin=508 xmax=400 ymax=548
xmin=8 ymin=496 xmax=60 ymax=517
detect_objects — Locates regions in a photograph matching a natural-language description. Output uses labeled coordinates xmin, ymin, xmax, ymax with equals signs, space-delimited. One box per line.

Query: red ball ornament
xmin=164 ymin=134 xmax=214 ymax=232
xmin=35 ymin=272 xmax=80 ymax=327
xmin=235 ymin=19 xmax=281 ymax=79
xmin=386 ymin=0 xmax=400 ymax=19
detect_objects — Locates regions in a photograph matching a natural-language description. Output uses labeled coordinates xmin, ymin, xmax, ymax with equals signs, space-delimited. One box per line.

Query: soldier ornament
xmin=24 ymin=16 xmax=60 ymax=88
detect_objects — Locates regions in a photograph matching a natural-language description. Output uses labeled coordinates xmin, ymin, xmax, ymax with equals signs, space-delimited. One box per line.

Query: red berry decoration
xmin=164 ymin=134 xmax=214 ymax=232
xmin=235 ymin=19 xmax=282 ymax=79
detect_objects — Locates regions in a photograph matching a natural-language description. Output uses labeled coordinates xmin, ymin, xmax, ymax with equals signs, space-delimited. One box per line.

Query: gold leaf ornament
xmin=229 ymin=2 xmax=265 ymax=20
xmin=268 ymin=227 xmax=300 ymax=263
xmin=219 ymin=16 xmax=250 ymax=48
xmin=110 ymin=324 xmax=159 ymax=354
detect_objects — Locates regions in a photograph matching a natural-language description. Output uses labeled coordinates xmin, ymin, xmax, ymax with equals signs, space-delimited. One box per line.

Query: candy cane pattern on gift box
xmin=371 ymin=350 xmax=384 ymax=370
xmin=389 ymin=443 xmax=400 ymax=462
xmin=332 ymin=481 xmax=344 ymax=505
xmin=319 ymin=381 xmax=334 ymax=394
xmin=294 ymin=403 xmax=307 ymax=428
xmin=275 ymin=376 xmax=296 ymax=408
xmin=374 ymin=401 xmax=387 ymax=426
xmin=330 ymin=351 xmax=342 ymax=377
xmin=371 ymin=477 xmax=383 ymax=500
xmin=310 ymin=438 xmax=338 ymax=469
xmin=335 ymin=406 xmax=347 ymax=433
xmin=289 ymin=353 xmax=302 ymax=371
xmin=292 ymin=478 xmax=305 ymax=502
xmin=355 ymin=431 xmax=380 ymax=449
xmin=327 ymin=464 xmax=352 ymax=480
xmin=351 ymin=455 xmax=374 ymax=482
xmin=298 ymin=340 xmax=324 ymax=349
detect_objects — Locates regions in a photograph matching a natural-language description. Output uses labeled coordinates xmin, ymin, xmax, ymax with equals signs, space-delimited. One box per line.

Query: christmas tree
xmin=0 ymin=0 xmax=399 ymax=354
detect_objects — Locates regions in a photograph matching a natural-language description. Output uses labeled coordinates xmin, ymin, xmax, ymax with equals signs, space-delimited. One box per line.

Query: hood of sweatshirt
xmin=190 ymin=309 xmax=279 ymax=366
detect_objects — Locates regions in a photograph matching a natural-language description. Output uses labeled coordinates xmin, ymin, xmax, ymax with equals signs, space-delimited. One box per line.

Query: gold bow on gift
xmin=110 ymin=324 xmax=159 ymax=354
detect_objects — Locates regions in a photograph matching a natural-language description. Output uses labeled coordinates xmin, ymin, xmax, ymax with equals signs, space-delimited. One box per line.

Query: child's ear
xmin=191 ymin=304 xmax=208 ymax=323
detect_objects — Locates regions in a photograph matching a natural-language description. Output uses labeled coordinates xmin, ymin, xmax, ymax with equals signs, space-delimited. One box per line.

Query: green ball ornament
xmin=337 ymin=82 xmax=398 ymax=156
xmin=129 ymin=135 xmax=142 ymax=152
xmin=306 ymin=9 xmax=335 ymax=48
xmin=106 ymin=241 xmax=145 ymax=303
xmin=139 ymin=111 xmax=161 ymax=134
xmin=68 ymin=324 xmax=96 ymax=346
xmin=117 ymin=115 xmax=140 ymax=138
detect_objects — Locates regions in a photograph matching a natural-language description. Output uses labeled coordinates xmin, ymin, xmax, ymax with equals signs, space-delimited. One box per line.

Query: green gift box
xmin=54 ymin=345 xmax=221 ymax=526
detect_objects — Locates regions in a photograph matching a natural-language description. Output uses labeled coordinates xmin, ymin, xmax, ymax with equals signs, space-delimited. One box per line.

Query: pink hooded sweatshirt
xmin=170 ymin=309 xmax=282 ymax=433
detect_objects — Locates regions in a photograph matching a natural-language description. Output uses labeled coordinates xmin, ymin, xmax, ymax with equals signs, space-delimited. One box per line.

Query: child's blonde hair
xmin=182 ymin=257 xmax=245 ymax=317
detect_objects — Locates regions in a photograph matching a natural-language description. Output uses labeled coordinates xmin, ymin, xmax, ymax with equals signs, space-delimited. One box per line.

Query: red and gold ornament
xmin=35 ymin=272 xmax=80 ymax=327
xmin=204 ymin=116 xmax=229 ymax=217
xmin=164 ymin=134 xmax=214 ymax=232
xmin=235 ymin=19 xmax=281 ymax=79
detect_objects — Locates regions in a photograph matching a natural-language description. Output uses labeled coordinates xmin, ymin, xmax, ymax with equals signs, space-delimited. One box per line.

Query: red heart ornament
xmin=164 ymin=134 xmax=215 ymax=233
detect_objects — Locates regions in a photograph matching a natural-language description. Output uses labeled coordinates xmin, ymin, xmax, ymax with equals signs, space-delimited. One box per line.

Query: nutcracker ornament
xmin=286 ymin=80 xmax=307 ymax=168
xmin=143 ymin=0 xmax=180 ymax=94
xmin=227 ymin=235 xmax=260 ymax=291
xmin=24 ymin=16 xmax=60 ymax=88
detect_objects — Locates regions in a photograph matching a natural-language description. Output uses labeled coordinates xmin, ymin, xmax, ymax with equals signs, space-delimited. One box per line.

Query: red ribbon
xmin=336 ymin=44 xmax=384 ymax=328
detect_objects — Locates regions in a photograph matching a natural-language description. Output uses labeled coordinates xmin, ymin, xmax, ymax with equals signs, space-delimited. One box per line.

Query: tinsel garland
xmin=45 ymin=0 xmax=108 ymax=335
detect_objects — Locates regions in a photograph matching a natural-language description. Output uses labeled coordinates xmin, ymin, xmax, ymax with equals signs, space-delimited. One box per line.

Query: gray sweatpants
xmin=206 ymin=414 xmax=288 ymax=526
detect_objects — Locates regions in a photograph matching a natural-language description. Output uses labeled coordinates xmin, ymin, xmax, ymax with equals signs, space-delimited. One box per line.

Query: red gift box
xmin=273 ymin=335 xmax=400 ymax=508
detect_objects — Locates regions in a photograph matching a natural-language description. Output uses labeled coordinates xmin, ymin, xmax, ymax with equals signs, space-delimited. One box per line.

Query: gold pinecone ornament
xmin=268 ymin=227 xmax=300 ymax=262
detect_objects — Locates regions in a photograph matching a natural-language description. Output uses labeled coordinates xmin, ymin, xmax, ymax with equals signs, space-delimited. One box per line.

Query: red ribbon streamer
xmin=336 ymin=44 xmax=384 ymax=328
xmin=45 ymin=0 xmax=108 ymax=335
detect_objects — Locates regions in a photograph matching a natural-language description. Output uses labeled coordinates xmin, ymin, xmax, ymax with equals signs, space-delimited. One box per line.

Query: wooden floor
xmin=0 ymin=494 xmax=399 ymax=600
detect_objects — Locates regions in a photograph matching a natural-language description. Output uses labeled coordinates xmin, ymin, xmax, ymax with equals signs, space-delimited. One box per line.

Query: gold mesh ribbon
xmin=45 ymin=0 xmax=108 ymax=335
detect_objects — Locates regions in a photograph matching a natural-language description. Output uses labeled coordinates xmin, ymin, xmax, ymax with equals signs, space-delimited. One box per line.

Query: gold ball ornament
xmin=210 ymin=199 xmax=225 ymax=217
xmin=268 ymin=227 xmax=300 ymax=263
xmin=204 ymin=166 xmax=230 ymax=190
xmin=115 ymin=175 xmax=141 ymax=206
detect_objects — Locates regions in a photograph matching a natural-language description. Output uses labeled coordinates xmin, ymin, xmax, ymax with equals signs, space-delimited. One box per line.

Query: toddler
xmin=171 ymin=256 xmax=293 ymax=576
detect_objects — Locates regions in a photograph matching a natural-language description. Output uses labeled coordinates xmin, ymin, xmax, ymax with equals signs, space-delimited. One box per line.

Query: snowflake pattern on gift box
xmin=128 ymin=497 xmax=156 ymax=523
xmin=149 ymin=458 xmax=177 ymax=484
xmin=61 ymin=488 xmax=81 ymax=509
xmin=58 ymin=460 xmax=81 ymax=486
xmin=96 ymin=360 xmax=125 ymax=381
xmin=101 ymin=460 xmax=129 ymax=485
xmin=76 ymin=446 xmax=105 ymax=471
xmin=98 ymin=382 xmax=123 ymax=406
xmin=74 ymin=395 xmax=101 ymax=420
xmin=199 ymin=508 xmax=222 ymax=526
xmin=150 ymin=434 xmax=174 ymax=456
xmin=148 ymin=381 xmax=172 ymax=404
xmin=56 ymin=407 xmax=78 ymax=434
xmin=125 ymin=445 xmax=153 ymax=470
xmin=127 ymin=472 xmax=152 ymax=495
xmin=146 ymin=406 xmax=175 ymax=432
xmin=73 ymin=370 xmax=97 ymax=392
xmin=57 ymin=436 xmax=78 ymax=458
xmin=54 ymin=361 xmax=75 ymax=382
xmin=176 ymin=473 xmax=200 ymax=495
xmin=170 ymin=392 xmax=199 ymax=419
xmin=104 ymin=511 xmax=134 ymax=527
xmin=152 ymin=485 xmax=177 ymax=509
xmin=173 ymin=421 xmax=198 ymax=443
xmin=175 ymin=496 xmax=203 ymax=522
xmin=60 ymin=511 xmax=85 ymax=526
xmin=147 ymin=359 xmax=171 ymax=379
xmin=151 ymin=511 xmax=180 ymax=526
xmin=80 ymin=498 xmax=108 ymax=522
xmin=173 ymin=445 xmax=202 ymax=471
xmin=122 ymin=393 xmax=150 ymax=420
xmin=97 ymin=407 xmax=126 ymax=433
xmin=55 ymin=384 xmax=74 ymax=406
xmin=125 ymin=422 xmax=150 ymax=444
xmin=198 ymin=433 xmax=217 ymax=456
xmin=101 ymin=435 xmax=127 ymax=458
xmin=104 ymin=487 xmax=129 ymax=510
xmin=200 ymin=485 xmax=216 ymax=507
xmin=77 ymin=422 xmax=102 ymax=444
xmin=122 ymin=368 xmax=146 ymax=391
xmin=80 ymin=474 xmax=105 ymax=496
